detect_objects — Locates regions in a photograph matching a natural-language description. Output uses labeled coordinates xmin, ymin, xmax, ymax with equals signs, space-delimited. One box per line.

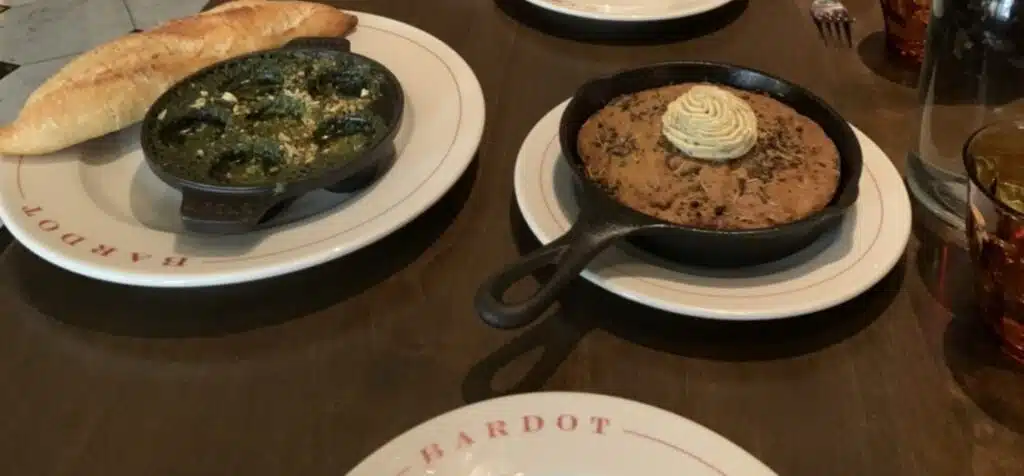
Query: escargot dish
xmin=147 ymin=49 xmax=392 ymax=187
xmin=139 ymin=37 xmax=404 ymax=235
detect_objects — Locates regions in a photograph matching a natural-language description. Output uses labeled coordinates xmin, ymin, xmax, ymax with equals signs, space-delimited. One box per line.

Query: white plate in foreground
xmin=514 ymin=100 xmax=912 ymax=320
xmin=524 ymin=0 xmax=736 ymax=22
xmin=346 ymin=392 xmax=777 ymax=476
xmin=0 ymin=12 xmax=485 ymax=287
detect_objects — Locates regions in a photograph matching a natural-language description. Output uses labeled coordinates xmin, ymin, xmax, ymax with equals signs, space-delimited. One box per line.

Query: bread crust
xmin=0 ymin=0 xmax=358 ymax=156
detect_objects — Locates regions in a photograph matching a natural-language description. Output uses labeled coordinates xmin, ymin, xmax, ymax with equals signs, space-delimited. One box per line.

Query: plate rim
xmin=523 ymin=0 xmax=736 ymax=22
xmin=514 ymin=99 xmax=912 ymax=321
xmin=0 ymin=11 xmax=486 ymax=288
xmin=346 ymin=391 xmax=777 ymax=476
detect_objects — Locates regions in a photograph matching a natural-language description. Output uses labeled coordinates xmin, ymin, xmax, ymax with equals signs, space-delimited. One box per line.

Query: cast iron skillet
xmin=140 ymin=37 xmax=404 ymax=235
xmin=475 ymin=61 xmax=863 ymax=330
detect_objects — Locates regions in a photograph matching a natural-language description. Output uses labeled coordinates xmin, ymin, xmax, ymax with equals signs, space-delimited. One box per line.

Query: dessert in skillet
xmin=577 ymin=83 xmax=841 ymax=230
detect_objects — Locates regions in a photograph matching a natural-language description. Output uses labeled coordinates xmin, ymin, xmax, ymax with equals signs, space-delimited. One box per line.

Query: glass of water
xmin=908 ymin=0 xmax=1024 ymax=233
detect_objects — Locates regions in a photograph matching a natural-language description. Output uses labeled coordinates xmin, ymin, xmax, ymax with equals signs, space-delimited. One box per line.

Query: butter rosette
xmin=661 ymin=85 xmax=758 ymax=161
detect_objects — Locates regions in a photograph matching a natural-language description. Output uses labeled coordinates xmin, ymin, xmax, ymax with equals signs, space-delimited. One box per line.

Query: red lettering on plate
xmin=523 ymin=415 xmax=543 ymax=433
xmin=91 ymin=245 xmax=116 ymax=257
xmin=486 ymin=420 xmax=508 ymax=439
xmin=420 ymin=443 xmax=443 ymax=464
xmin=408 ymin=414 xmax=614 ymax=469
xmin=557 ymin=414 xmax=578 ymax=432
xmin=60 ymin=233 xmax=85 ymax=246
xmin=162 ymin=257 xmax=188 ymax=267
xmin=455 ymin=431 xmax=474 ymax=449
xmin=21 ymin=205 xmax=42 ymax=217
xmin=14 ymin=205 xmax=192 ymax=268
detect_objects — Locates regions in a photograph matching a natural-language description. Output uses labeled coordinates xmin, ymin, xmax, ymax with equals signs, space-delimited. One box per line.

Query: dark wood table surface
xmin=0 ymin=0 xmax=1022 ymax=474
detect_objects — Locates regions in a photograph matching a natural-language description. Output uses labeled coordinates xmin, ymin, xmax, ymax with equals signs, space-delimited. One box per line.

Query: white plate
xmin=524 ymin=0 xmax=736 ymax=22
xmin=347 ymin=392 xmax=777 ymax=476
xmin=514 ymin=100 xmax=912 ymax=320
xmin=0 ymin=12 xmax=485 ymax=287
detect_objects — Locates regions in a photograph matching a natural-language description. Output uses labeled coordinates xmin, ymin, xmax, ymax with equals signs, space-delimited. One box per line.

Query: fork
xmin=811 ymin=0 xmax=854 ymax=47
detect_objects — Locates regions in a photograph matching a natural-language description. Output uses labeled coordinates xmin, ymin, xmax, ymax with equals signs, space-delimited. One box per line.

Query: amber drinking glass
xmin=879 ymin=0 xmax=930 ymax=62
xmin=965 ymin=120 xmax=1024 ymax=365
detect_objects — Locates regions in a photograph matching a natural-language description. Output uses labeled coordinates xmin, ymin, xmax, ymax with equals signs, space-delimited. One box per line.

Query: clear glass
xmin=879 ymin=0 xmax=931 ymax=62
xmin=965 ymin=120 xmax=1024 ymax=365
xmin=908 ymin=0 xmax=1024 ymax=232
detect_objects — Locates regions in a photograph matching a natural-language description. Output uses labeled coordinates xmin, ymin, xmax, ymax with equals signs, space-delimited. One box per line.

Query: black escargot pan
xmin=475 ymin=61 xmax=863 ymax=330
xmin=140 ymin=37 xmax=405 ymax=235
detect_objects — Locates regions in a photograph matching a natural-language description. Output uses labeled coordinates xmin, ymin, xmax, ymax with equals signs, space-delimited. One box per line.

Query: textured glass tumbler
xmin=965 ymin=120 xmax=1024 ymax=365
xmin=878 ymin=0 xmax=930 ymax=62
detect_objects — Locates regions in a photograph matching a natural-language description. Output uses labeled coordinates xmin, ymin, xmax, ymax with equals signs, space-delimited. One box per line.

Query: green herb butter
xmin=151 ymin=50 xmax=390 ymax=186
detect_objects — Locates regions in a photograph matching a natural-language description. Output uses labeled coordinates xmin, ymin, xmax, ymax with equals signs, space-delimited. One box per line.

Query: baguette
xmin=0 ymin=0 xmax=358 ymax=156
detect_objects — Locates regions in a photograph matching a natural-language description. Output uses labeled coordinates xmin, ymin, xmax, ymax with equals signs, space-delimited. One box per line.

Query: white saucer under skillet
xmin=514 ymin=100 xmax=912 ymax=320
xmin=524 ymin=0 xmax=737 ymax=22
xmin=346 ymin=392 xmax=778 ymax=476
xmin=0 ymin=12 xmax=485 ymax=287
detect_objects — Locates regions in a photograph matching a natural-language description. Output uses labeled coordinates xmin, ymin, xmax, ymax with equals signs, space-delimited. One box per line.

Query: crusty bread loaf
xmin=0 ymin=0 xmax=358 ymax=156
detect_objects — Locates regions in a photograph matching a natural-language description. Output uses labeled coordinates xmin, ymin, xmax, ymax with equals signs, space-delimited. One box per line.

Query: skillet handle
xmin=475 ymin=211 xmax=640 ymax=330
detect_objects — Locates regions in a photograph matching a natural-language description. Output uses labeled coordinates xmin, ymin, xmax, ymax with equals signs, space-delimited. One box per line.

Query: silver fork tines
xmin=811 ymin=0 xmax=854 ymax=47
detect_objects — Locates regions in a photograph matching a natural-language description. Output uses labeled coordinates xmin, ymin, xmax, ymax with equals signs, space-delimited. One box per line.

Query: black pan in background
xmin=140 ymin=37 xmax=405 ymax=235
xmin=476 ymin=61 xmax=863 ymax=330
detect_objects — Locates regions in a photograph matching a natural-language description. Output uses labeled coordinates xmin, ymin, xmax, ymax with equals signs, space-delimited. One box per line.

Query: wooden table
xmin=0 ymin=0 xmax=1021 ymax=474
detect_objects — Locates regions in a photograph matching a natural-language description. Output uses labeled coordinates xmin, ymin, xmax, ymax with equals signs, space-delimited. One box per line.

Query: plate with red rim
xmin=524 ymin=0 xmax=737 ymax=22
xmin=346 ymin=392 xmax=777 ymax=476
xmin=0 ymin=12 xmax=485 ymax=287
xmin=514 ymin=100 xmax=912 ymax=320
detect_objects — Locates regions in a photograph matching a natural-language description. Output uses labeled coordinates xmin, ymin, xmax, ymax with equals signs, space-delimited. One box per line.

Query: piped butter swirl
xmin=661 ymin=85 xmax=758 ymax=161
